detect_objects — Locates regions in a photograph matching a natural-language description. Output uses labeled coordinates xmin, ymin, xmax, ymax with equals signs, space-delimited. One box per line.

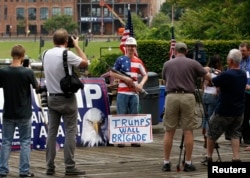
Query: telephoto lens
xmin=41 ymin=90 xmax=48 ymax=107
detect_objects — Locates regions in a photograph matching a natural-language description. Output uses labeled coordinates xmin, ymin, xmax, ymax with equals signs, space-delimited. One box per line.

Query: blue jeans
xmin=202 ymin=93 xmax=218 ymax=129
xmin=116 ymin=93 xmax=139 ymax=114
xmin=0 ymin=119 xmax=32 ymax=175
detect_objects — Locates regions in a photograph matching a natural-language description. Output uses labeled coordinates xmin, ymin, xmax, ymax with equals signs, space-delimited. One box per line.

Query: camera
xmin=67 ymin=35 xmax=76 ymax=48
xmin=36 ymin=86 xmax=48 ymax=107
xmin=23 ymin=58 xmax=29 ymax=67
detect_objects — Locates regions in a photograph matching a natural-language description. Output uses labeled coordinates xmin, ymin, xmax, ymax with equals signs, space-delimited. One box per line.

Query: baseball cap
xmin=175 ymin=42 xmax=187 ymax=51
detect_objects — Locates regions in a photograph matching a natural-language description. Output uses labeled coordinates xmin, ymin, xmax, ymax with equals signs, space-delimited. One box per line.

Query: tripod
xmin=195 ymin=84 xmax=222 ymax=163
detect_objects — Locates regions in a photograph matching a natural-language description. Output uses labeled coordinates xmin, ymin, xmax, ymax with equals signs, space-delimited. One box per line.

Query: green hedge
xmin=89 ymin=40 xmax=250 ymax=77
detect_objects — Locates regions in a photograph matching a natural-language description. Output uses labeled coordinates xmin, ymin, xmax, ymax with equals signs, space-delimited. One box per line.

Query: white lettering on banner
xmin=84 ymin=84 xmax=102 ymax=108
xmin=108 ymin=114 xmax=153 ymax=144
xmin=13 ymin=128 xmax=20 ymax=139
xmin=39 ymin=126 xmax=47 ymax=138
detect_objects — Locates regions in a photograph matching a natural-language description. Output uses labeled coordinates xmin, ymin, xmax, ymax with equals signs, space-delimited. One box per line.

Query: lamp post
xmin=9 ymin=25 xmax=12 ymax=37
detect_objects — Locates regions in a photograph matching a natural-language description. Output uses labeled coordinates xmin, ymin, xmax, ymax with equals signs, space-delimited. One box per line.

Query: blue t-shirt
xmin=212 ymin=69 xmax=247 ymax=117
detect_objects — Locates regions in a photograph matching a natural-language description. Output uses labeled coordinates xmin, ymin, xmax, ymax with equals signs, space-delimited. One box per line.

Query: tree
xmin=166 ymin=0 xmax=250 ymax=39
xmin=43 ymin=15 xmax=78 ymax=34
xmin=131 ymin=13 xmax=149 ymax=39
xmin=160 ymin=2 xmax=184 ymax=21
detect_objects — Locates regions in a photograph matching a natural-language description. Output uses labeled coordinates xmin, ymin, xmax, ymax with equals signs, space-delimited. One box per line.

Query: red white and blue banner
xmin=0 ymin=78 xmax=110 ymax=150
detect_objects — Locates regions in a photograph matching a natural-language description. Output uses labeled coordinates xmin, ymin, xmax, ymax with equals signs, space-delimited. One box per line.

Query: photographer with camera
xmin=206 ymin=49 xmax=247 ymax=163
xmin=0 ymin=45 xmax=38 ymax=177
xmin=110 ymin=37 xmax=148 ymax=148
xmin=161 ymin=42 xmax=211 ymax=172
xmin=201 ymin=54 xmax=223 ymax=165
xmin=42 ymin=28 xmax=88 ymax=176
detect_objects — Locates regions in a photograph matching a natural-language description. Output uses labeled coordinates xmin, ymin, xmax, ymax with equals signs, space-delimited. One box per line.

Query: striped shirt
xmin=113 ymin=55 xmax=147 ymax=95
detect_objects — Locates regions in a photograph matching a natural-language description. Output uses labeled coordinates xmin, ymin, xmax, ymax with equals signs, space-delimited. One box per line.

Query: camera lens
xmin=41 ymin=91 xmax=48 ymax=107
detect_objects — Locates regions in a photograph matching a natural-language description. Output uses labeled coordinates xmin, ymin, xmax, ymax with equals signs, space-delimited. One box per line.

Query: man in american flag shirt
xmin=110 ymin=37 xmax=148 ymax=147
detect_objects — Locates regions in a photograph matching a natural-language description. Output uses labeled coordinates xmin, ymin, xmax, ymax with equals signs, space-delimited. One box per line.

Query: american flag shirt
xmin=113 ymin=55 xmax=147 ymax=95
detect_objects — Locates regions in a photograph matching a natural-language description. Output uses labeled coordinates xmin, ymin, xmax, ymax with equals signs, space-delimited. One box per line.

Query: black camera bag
xmin=60 ymin=50 xmax=83 ymax=95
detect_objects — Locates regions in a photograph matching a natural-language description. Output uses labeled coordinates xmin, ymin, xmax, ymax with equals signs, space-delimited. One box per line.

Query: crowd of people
xmin=0 ymin=28 xmax=250 ymax=177
xmin=161 ymin=41 xmax=250 ymax=172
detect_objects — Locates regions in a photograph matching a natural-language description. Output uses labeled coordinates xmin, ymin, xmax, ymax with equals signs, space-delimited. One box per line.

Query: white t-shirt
xmin=43 ymin=47 xmax=82 ymax=93
xmin=204 ymin=73 xmax=217 ymax=94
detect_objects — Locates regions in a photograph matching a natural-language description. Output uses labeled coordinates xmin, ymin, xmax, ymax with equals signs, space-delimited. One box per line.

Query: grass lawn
xmin=0 ymin=39 xmax=121 ymax=61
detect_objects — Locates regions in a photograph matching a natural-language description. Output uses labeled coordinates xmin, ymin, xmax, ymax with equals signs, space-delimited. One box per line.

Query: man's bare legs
xmin=183 ymin=129 xmax=194 ymax=162
xmin=164 ymin=129 xmax=194 ymax=161
xmin=231 ymin=138 xmax=240 ymax=160
xmin=163 ymin=129 xmax=176 ymax=161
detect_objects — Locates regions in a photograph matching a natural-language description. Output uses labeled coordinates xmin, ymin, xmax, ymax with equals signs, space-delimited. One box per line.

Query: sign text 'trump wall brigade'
xmin=108 ymin=114 xmax=153 ymax=144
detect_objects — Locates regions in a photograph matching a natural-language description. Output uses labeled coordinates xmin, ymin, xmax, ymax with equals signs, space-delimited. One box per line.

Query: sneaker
xmin=19 ymin=172 xmax=34 ymax=177
xmin=0 ymin=174 xmax=7 ymax=178
xmin=65 ymin=168 xmax=85 ymax=175
xmin=46 ymin=169 xmax=55 ymax=175
xmin=131 ymin=143 xmax=141 ymax=147
xmin=162 ymin=162 xmax=171 ymax=172
xmin=183 ymin=163 xmax=196 ymax=172
xmin=117 ymin=144 xmax=125 ymax=148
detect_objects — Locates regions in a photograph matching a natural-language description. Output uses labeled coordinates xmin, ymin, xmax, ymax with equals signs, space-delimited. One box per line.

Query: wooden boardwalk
xmin=6 ymin=124 xmax=250 ymax=178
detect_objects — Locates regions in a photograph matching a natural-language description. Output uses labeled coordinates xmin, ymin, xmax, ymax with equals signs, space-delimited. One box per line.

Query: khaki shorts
xmin=163 ymin=93 xmax=196 ymax=131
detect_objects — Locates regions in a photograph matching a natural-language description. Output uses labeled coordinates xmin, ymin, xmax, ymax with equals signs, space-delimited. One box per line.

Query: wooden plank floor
xmin=6 ymin=124 xmax=250 ymax=178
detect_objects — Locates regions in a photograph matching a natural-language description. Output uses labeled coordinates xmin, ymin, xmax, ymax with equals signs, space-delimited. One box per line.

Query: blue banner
xmin=0 ymin=78 xmax=110 ymax=150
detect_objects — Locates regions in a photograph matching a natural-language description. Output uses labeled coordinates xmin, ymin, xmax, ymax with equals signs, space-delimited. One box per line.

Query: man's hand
xmin=124 ymin=77 xmax=135 ymax=88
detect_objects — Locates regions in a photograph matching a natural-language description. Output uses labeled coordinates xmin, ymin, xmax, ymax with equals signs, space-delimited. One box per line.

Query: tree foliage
xmin=43 ymin=15 xmax=78 ymax=34
xmin=156 ymin=0 xmax=250 ymax=40
xmin=131 ymin=13 xmax=149 ymax=40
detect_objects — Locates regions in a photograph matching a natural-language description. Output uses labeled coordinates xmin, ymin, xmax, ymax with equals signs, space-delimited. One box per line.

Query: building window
xmin=16 ymin=8 xmax=25 ymax=20
xmin=96 ymin=8 xmax=101 ymax=16
xmin=29 ymin=0 xmax=37 ymax=2
xmin=40 ymin=7 xmax=48 ymax=20
xmin=28 ymin=8 xmax=36 ymax=20
xmin=104 ymin=8 xmax=109 ymax=17
xmin=52 ymin=7 xmax=61 ymax=16
xmin=4 ymin=5 xmax=7 ymax=20
xmin=64 ymin=7 xmax=72 ymax=16
xmin=92 ymin=8 xmax=102 ymax=17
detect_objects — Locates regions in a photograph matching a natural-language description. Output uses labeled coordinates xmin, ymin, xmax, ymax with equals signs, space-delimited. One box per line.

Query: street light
xmin=9 ymin=25 xmax=12 ymax=37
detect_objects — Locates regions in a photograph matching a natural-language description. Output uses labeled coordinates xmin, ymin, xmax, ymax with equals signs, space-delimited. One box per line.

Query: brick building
xmin=0 ymin=0 xmax=163 ymax=36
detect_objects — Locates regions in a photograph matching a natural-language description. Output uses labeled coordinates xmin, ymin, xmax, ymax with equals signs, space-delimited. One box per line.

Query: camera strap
xmin=62 ymin=49 xmax=75 ymax=75
xmin=62 ymin=49 xmax=69 ymax=75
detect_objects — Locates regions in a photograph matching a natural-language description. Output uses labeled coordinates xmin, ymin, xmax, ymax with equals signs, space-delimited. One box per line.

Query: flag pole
xmin=169 ymin=5 xmax=176 ymax=60
xmin=171 ymin=5 xmax=174 ymax=27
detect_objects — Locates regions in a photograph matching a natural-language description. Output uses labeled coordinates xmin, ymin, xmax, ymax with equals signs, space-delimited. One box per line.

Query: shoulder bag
xmin=60 ymin=49 xmax=84 ymax=95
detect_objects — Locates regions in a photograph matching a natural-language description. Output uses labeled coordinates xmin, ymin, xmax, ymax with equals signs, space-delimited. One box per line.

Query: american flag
xmin=169 ymin=26 xmax=176 ymax=60
xmin=120 ymin=5 xmax=138 ymax=56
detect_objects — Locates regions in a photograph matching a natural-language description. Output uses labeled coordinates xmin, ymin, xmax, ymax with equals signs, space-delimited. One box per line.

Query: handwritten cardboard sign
xmin=108 ymin=114 xmax=153 ymax=144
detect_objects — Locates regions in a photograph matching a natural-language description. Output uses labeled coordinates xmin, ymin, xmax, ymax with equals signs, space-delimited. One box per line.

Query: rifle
xmin=110 ymin=68 xmax=148 ymax=97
